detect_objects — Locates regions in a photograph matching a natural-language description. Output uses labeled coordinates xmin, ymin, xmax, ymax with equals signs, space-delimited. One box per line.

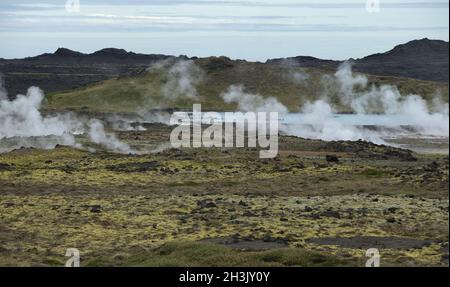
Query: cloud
xmin=0 ymin=0 xmax=447 ymax=60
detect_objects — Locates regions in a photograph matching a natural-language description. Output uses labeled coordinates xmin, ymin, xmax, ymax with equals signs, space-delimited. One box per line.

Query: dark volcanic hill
xmin=352 ymin=38 xmax=448 ymax=82
xmin=0 ymin=39 xmax=448 ymax=99
xmin=0 ymin=48 xmax=176 ymax=98
xmin=265 ymin=56 xmax=341 ymax=70
xmin=267 ymin=38 xmax=449 ymax=83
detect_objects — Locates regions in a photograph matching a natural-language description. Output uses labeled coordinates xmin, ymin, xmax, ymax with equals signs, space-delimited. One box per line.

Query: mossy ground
xmin=0 ymin=125 xmax=448 ymax=267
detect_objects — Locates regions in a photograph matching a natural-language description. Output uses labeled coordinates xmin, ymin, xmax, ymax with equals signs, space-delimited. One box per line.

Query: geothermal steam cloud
xmin=137 ymin=59 xmax=204 ymax=118
xmin=0 ymin=85 xmax=133 ymax=154
xmin=284 ymin=63 xmax=449 ymax=142
xmin=221 ymin=85 xmax=288 ymax=114
xmin=1 ymin=61 xmax=448 ymax=154
xmin=162 ymin=60 xmax=204 ymax=100
xmin=0 ymin=60 xmax=207 ymax=154
xmin=217 ymin=63 xmax=448 ymax=143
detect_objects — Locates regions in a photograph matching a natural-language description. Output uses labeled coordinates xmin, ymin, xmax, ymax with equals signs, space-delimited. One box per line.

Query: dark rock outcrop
xmin=0 ymin=48 xmax=176 ymax=98
xmin=267 ymin=38 xmax=449 ymax=82
xmin=353 ymin=38 xmax=449 ymax=82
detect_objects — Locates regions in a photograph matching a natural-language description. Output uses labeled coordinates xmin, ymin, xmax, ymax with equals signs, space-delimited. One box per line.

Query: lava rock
xmin=320 ymin=210 xmax=341 ymax=219
xmin=304 ymin=206 xmax=313 ymax=212
xmin=386 ymin=217 xmax=396 ymax=223
xmin=326 ymin=154 xmax=340 ymax=163
xmin=90 ymin=205 xmax=102 ymax=213
xmin=197 ymin=199 xmax=217 ymax=209
xmin=238 ymin=200 xmax=248 ymax=207
xmin=0 ymin=163 xmax=12 ymax=171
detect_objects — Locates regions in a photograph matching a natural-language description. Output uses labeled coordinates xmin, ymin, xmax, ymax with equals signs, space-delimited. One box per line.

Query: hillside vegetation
xmin=44 ymin=57 xmax=449 ymax=113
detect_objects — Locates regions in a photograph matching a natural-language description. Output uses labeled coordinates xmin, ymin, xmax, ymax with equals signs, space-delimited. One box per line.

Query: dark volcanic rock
xmin=321 ymin=140 xmax=417 ymax=162
xmin=267 ymin=55 xmax=340 ymax=70
xmin=201 ymin=56 xmax=235 ymax=71
xmin=0 ymin=48 xmax=176 ymax=98
xmin=106 ymin=161 xmax=160 ymax=173
xmin=319 ymin=210 xmax=341 ymax=219
xmin=441 ymin=243 xmax=449 ymax=265
xmin=238 ymin=200 xmax=248 ymax=207
xmin=3 ymin=202 xmax=15 ymax=208
xmin=326 ymin=154 xmax=340 ymax=163
xmin=197 ymin=199 xmax=217 ymax=209
xmin=353 ymin=38 xmax=449 ymax=82
xmin=267 ymin=38 xmax=448 ymax=82
xmin=386 ymin=217 xmax=396 ymax=223
xmin=304 ymin=206 xmax=314 ymax=212
xmin=384 ymin=207 xmax=400 ymax=214
xmin=89 ymin=205 xmax=102 ymax=213
xmin=0 ymin=163 xmax=12 ymax=171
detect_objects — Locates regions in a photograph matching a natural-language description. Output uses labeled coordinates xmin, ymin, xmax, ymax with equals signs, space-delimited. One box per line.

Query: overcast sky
xmin=0 ymin=0 xmax=448 ymax=61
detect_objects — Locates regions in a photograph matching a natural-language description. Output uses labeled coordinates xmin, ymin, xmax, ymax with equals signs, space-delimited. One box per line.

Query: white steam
xmin=0 ymin=86 xmax=134 ymax=154
xmin=283 ymin=100 xmax=386 ymax=143
xmin=88 ymin=119 xmax=132 ymax=154
xmin=160 ymin=59 xmax=204 ymax=100
xmin=288 ymin=70 xmax=310 ymax=84
xmin=286 ymin=63 xmax=449 ymax=142
xmin=140 ymin=111 xmax=171 ymax=124
xmin=105 ymin=114 xmax=146 ymax=131
xmin=221 ymin=85 xmax=288 ymax=114
xmin=0 ymin=87 xmax=78 ymax=140
xmin=335 ymin=62 xmax=368 ymax=100
xmin=139 ymin=59 xmax=204 ymax=114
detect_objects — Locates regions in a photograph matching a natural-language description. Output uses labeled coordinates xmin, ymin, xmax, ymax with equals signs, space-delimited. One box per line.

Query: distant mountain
xmin=266 ymin=56 xmax=340 ymax=70
xmin=353 ymin=38 xmax=449 ymax=82
xmin=0 ymin=48 xmax=176 ymax=97
xmin=0 ymin=39 xmax=448 ymax=99
xmin=6 ymin=47 xmax=174 ymax=65
xmin=267 ymin=38 xmax=449 ymax=82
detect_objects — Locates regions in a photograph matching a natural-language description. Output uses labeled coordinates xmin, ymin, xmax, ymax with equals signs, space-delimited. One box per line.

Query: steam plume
xmin=288 ymin=63 xmax=449 ymax=142
xmin=0 ymin=85 xmax=134 ymax=154
xmin=221 ymin=85 xmax=288 ymax=114
xmin=88 ymin=120 xmax=133 ymax=154
xmin=163 ymin=60 xmax=203 ymax=100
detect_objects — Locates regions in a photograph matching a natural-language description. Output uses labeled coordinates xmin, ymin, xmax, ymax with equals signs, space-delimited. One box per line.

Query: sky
xmin=0 ymin=0 xmax=448 ymax=61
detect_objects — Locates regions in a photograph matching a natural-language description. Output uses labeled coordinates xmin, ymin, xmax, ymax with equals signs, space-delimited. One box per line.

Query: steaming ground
xmin=0 ymin=86 xmax=137 ymax=154
xmin=219 ymin=63 xmax=448 ymax=149
xmin=2 ymin=62 xmax=448 ymax=155
xmin=227 ymin=63 xmax=448 ymax=152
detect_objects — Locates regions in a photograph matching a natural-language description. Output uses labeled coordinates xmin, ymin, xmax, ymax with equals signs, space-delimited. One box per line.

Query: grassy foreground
xmin=0 ymin=124 xmax=448 ymax=267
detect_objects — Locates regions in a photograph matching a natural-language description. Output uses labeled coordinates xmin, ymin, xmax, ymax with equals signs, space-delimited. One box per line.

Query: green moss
xmin=0 ymin=138 xmax=448 ymax=267
xmin=360 ymin=168 xmax=390 ymax=178
xmin=87 ymin=241 xmax=355 ymax=267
